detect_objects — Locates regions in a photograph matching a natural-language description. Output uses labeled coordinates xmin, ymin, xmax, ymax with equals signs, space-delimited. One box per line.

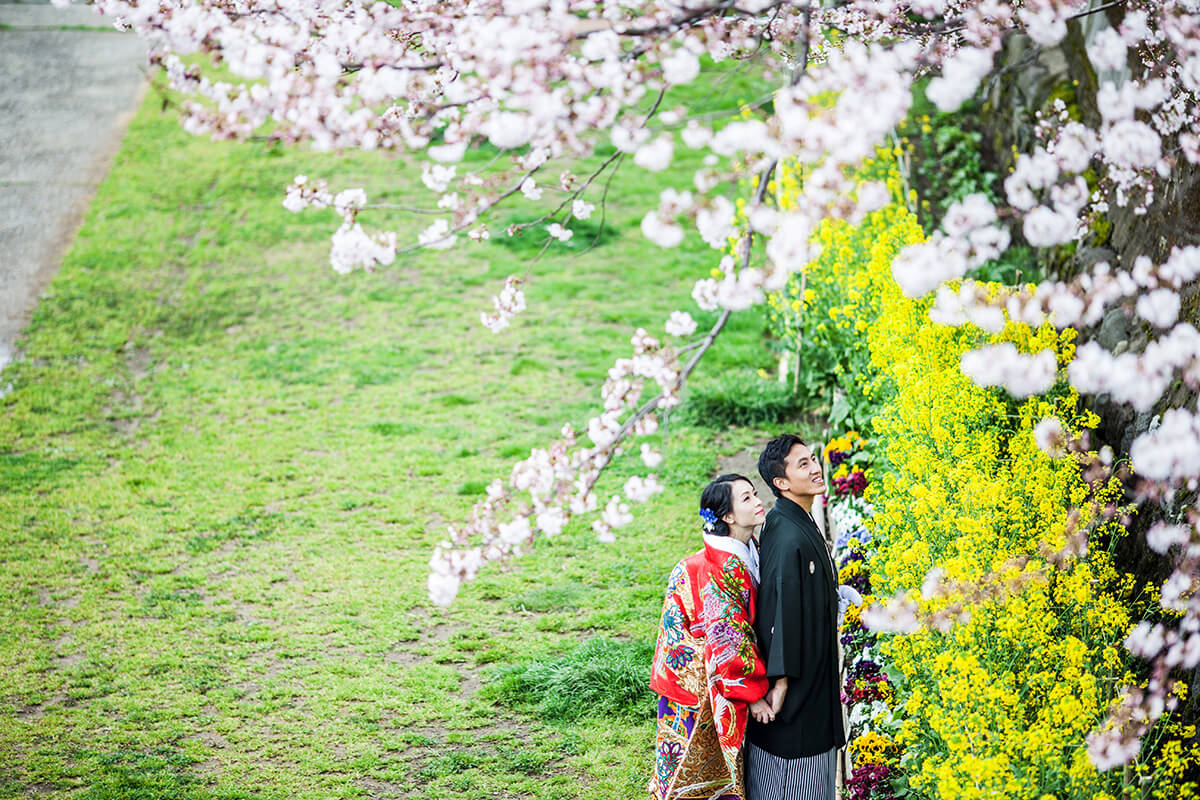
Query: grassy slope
xmin=0 ymin=71 xmax=801 ymax=799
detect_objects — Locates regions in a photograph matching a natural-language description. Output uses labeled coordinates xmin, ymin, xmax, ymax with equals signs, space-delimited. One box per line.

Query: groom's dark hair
xmin=758 ymin=434 xmax=807 ymax=498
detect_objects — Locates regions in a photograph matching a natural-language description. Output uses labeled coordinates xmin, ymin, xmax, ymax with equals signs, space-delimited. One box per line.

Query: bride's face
xmin=723 ymin=480 xmax=764 ymax=540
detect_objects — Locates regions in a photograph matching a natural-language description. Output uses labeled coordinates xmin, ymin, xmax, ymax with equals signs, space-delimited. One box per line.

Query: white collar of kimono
xmin=703 ymin=532 xmax=760 ymax=587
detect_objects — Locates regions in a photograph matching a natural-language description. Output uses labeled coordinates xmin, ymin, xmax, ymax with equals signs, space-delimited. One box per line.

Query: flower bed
xmin=773 ymin=153 xmax=1199 ymax=799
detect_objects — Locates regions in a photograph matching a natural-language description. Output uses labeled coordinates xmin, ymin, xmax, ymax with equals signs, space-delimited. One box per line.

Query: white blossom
xmin=926 ymin=47 xmax=993 ymax=111
xmin=661 ymin=48 xmax=701 ymax=85
xmin=1033 ymin=416 xmax=1067 ymax=457
xmin=1135 ymin=288 xmax=1181 ymax=328
xmin=418 ymin=218 xmax=456 ymax=250
xmin=624 ymin=474 xmax=664 ymax=503
xmin=665 ymin=310 xmax=698 ymax=337
xmin=960 ymin=344 xmax=1057 ymax=397
xmin=640 ymin=443 xmax=664 ymax=469
xmin=421 ymin=163 xmax=456 ymax=193
xmin=697 ymin=196 xmax=735 ymax=249
xmin=634 ymin=135 xmax=674 ymax=172
xmin=641 ymin=211 xmax=684 ymax=248
xmin=520 ymin=177 xmax=543 ymax=200
xmin=572 ymin=198 xmax=594 ymax=220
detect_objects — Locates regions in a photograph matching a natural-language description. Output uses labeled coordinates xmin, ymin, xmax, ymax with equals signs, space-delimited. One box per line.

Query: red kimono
xmin=649 ymin=539 xmax=769 ymax=800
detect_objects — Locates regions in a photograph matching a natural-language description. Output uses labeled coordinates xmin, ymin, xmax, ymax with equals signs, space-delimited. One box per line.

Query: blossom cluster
xmin=427 ymin=317 xmax=683 ymax=605
xmin=84 ymin=0 xmax=1200 ymax=772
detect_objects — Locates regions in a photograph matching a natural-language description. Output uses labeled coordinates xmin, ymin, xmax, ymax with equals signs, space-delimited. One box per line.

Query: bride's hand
xmin=750 ymin=698 xmax=775 ymax=725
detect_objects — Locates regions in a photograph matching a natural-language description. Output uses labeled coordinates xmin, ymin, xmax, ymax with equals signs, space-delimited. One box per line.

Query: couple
xmin=650 ymin=434 xmax=849 ymax=800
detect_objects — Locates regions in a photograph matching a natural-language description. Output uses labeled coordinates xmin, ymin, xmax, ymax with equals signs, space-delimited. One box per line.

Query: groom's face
xmin=777 ymin=443 xmax=826 ymax=499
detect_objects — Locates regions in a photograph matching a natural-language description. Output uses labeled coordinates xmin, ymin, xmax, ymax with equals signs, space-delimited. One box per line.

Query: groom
xmin=747 ymin=434 xmax=844 ymax=800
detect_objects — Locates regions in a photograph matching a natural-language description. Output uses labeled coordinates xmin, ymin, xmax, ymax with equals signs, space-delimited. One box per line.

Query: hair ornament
xmin=699 ymin=508 xmax=718 ymax=531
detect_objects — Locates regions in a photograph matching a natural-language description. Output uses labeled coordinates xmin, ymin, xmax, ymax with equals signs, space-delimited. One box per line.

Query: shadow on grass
xmin=74 ymin=749 xmax=260 ymax=800
xmin=0 ymin=452 xmax=80 ymax=493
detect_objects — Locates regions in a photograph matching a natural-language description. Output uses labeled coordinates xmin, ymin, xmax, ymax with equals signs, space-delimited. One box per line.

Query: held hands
xmin=749 ymin=698 xmax=775 ymax=725
xmin=752 ymin=678 xmax=788 ymax=725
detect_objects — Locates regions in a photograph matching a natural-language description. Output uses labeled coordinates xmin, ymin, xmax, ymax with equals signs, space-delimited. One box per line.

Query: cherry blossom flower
xmin=926 ymin=46 xmax=994 ymax=112
xmin=640 ymin=443 xmax=664 ymax=469
xmin=1034 ymin=416 xmax=1067 ymax=458
xmin=571 ymin=198 xmax=594 ymax=220
xmin=664 ymin=311 xmax=698 ymax=338
xmin=519 ymin=177 xmax=543 ymax=201
xmin=641 ymin=211 xmax=684 ymax=248
xmin=960 ymin=344 xmax=1058 ymax=398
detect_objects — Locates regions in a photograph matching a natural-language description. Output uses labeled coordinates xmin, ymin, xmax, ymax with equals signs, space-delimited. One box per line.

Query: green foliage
xmin=901 ymin=88 xmax=1000 ymax=234
xmin=676 ymin=371 xmax=814 ymax=427
xmin=766 ymin=157 xmax=925 ymax=434
xmin=900 ymin=85 xmax=1044 ymax=284
xmin=483 ymin=638 xmax=656 ymax=723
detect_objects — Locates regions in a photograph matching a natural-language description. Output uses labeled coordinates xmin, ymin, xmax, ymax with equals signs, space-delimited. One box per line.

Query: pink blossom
xmin=891 ymin=236 xmax=968 ymax=298
xmin=855 ymin=181 xmax=890 ymax=215
xmin=942 ymin=193 xmax=997 ymax=236
xmin=1146 ymin=522 xmax=1191 ymax=554
xmin=1102 ymin=119 xmax=1163 ymax=170
xmin=861 ymin=596 xmax=921 ymax=634
xmin=1088 ymin=27 xmax=1128 ymax=73
xmin=1125 ymin=621 xmax=1166 ymax=659
xmin=546 ymin=222 xmax=573 ymax=242
xmin=1130 ymin=408 xmax=1200 ymax=483
xmin=1022 ymin=205 xmax=1077 ymax=247
xmin=661 ymin=48 xmax=700 ymax=85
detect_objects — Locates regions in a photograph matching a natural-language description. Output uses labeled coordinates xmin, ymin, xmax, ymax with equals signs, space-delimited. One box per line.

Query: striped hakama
xmin=744 ymin=742 xmax=836 ymax=800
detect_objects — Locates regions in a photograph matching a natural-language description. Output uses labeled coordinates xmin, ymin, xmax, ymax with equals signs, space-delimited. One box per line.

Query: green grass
xmin=0 ymin=65 xmax=809 ymax=799
xmin=483 ymin=638 xmax=656 ymax=723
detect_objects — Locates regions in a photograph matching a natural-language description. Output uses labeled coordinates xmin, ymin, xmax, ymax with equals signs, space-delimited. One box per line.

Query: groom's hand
xmin=749 ymin=698 xmax=775 ymax=724
xmin=768 ymin=677 xmax=788 ymax=714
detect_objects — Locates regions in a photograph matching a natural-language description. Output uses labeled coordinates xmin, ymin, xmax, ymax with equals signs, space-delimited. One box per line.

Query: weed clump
xmin=678 ymin=373 xmax=812 ymax=428
xmin=483 ymin=638 xmax=655 ymax=722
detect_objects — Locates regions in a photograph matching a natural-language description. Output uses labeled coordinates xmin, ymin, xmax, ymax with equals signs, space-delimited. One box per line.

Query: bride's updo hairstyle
xmin=699 ymin=473 xmax=752 ymax=538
